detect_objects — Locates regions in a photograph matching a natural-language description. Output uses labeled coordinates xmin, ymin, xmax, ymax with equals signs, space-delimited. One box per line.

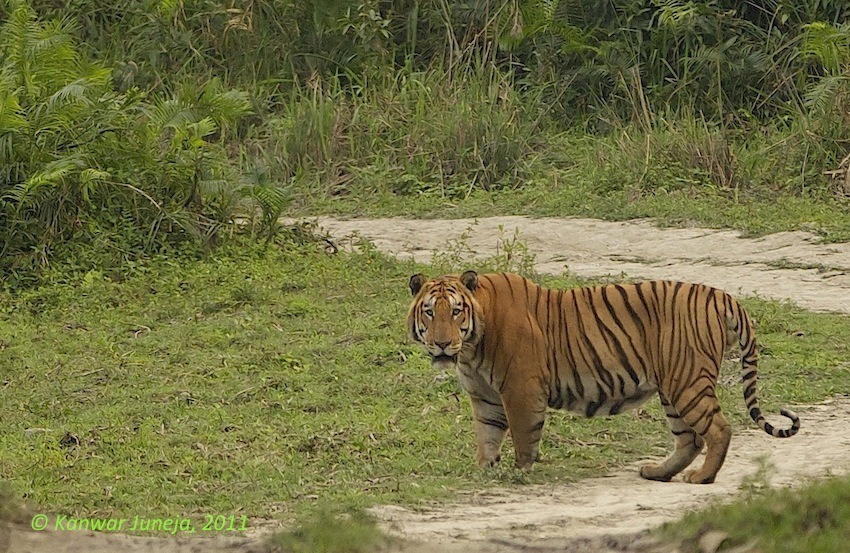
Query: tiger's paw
xmin=477 ymin=454 xmax=501 ymax=468
xmin=514 ymin=454 xmax=538 ymax=470
xmin=682 ymin=469 xmax=715 ymax=484
xmin=639 ymin=463 xmax=673 ymax=482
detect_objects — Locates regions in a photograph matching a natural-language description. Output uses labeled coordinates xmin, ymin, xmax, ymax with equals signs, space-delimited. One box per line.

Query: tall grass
xmin=258 ymin=60 xmax=543 ymax=201
xmin=4 ymin=0 xmax=850 ymax=284
xmin=589 ymin=113 xmax=850 ymax=200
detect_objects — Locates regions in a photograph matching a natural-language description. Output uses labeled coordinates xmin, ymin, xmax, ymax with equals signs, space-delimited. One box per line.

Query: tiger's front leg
xmin=458 ymin=370 xmax=508 ymax=467
xmin=470 ymin=396 xmax=508 ymax=467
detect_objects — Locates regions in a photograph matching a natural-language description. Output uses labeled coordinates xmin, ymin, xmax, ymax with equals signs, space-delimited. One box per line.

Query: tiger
xmin=406 ymin=270 xmax=800 ymax=484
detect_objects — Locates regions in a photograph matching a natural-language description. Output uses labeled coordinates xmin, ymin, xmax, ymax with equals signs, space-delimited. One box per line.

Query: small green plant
xmin=270 ymin=508 xmax=393 ymax=553
xmin=431 ymin=223 xmax=479 ymax=271
xmin=737 ymin=455 xmax=774 ymax=499
xmin=431 ymin=223 xmax=537 ymax=276
xmin=490 ymin=225 xmax=537 ymax=276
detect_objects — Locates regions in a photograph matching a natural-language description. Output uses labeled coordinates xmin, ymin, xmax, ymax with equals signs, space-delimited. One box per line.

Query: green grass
xmin=1 ymin=237 xmax=849 ymax=529
xmin=659 ymin=473 xmax=850 ymax=553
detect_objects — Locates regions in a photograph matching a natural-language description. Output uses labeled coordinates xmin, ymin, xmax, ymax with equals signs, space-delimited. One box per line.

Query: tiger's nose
xmin=435 ymin=340 xmax=451 ymax=350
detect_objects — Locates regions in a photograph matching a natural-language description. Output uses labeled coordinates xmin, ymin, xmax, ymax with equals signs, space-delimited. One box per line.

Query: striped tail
xmin=729 ymin=298 xmax=801 ymax=439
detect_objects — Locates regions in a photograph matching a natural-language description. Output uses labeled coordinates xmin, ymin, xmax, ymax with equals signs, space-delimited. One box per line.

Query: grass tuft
xmin=269 ymin=508 xmax=393 ymax=553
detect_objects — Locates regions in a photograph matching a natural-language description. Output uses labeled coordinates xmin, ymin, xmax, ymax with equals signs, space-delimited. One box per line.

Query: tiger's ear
xmin=409 ymin=274 xmax=426 ymax=296
xmin=461 ymin=270 xmax=478 ymax=291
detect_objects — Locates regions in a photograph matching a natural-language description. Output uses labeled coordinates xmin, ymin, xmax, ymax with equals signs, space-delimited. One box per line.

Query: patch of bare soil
xmin=1 ymin=518 xmax=271 ymax=553
xmin=313 ymin=215 xmax=850 ymax=313
xmin=7 ymin=216 xmax=850 ymax=553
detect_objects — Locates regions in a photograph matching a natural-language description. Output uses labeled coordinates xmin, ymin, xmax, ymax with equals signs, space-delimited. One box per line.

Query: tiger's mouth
xmin=431 ymin=353 xmax=458 ymax=365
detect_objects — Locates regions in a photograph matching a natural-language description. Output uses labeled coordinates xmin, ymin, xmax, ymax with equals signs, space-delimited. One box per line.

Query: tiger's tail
xmin=727 ymin=295 xmax=801 ymax=438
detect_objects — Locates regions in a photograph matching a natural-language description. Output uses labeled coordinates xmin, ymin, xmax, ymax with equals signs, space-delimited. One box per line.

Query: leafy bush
xmin=0 ymin=2 xmax=287 ymax=286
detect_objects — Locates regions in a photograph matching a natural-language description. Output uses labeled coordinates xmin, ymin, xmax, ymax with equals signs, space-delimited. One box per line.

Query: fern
xmin=145 ymin=99 xmax=201 ymax=136
xmin=238 ymin=162 xmax=291 ymax=232
xmin=0 ymin=3 xmax=255 ymax=275
xmin=0 ymin=88 xmax=28 ymax=161
xmin=6 ymin=155 xmax=85 ymax=205
xmin=801 ymin=22 xmax=850 ymax=75
xmin=201 ymin=86 xmax=252 ymax=131
xmin=804 ymin=74 xmax=850 ymax=114
xmin=497 ymin=0 xmax=592 ymax=54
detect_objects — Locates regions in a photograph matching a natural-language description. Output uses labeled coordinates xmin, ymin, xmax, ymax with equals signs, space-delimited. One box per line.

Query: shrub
xmin=0 ymin=2 xmax=287 ymax=285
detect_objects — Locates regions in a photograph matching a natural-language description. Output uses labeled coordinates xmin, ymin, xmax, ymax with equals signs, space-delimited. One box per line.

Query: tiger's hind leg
xmin=640 ymin=394 xmax=704 ymax=482
xmin=501 ymin=389 xmax=547 ymax=470
xmin=673 ymin=386 xmax=732 ymax=484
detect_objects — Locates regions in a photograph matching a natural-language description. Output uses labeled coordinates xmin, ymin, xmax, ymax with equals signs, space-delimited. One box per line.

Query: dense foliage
xmin=18 ymin=1 xmax=850 ymax=120
xmin=2 ymin=0 xmax=850 ymax=284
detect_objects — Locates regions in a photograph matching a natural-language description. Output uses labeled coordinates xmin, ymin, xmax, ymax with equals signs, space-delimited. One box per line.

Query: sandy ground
xmin=6 ymin=215 xmax=850 ymax=553
xmin=314 ymin=215 xmax=850 ymax=313
xmin=2 ymin=525 xmax=269 ymax=553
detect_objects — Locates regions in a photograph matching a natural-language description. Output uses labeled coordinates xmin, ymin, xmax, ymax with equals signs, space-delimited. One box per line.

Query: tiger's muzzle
xmin=428 ymin=342 xmax=461 ymax=370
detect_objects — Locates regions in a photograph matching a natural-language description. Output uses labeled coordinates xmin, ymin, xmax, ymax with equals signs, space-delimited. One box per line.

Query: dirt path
xmin=6 ymin=215 xmax=850 ymax=553
xmin=315 ymin=215 xmax=850 ymax=313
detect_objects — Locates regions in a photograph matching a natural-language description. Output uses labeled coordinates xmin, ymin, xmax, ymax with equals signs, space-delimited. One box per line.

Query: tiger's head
xmin=406 ymin=270 xmax=483 ymax=371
